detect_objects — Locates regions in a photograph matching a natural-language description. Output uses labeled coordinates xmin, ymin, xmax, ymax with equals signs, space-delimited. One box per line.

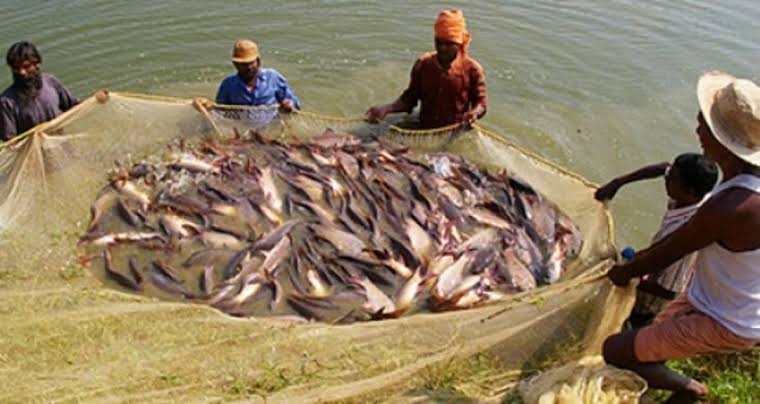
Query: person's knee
xmin=602 ymin=334 xmax=621 ymax=365
xmin=603 ymin=331 xmax=638 ymax=367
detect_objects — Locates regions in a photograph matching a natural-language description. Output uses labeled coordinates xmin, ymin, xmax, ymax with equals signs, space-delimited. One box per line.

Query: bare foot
xmin=665 ymin=379 xmax=708 ymax=403
xmin=686 ymin=379 xmax=708 ymax=397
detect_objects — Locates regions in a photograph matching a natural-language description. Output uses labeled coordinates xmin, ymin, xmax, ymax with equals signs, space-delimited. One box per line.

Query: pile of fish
xmin=79 ymin=129 xmax=582 ymax=323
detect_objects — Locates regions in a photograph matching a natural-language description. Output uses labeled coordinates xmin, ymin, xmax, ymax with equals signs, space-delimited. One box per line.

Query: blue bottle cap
xmin=621 ymin=246 xmax=636 ymax=261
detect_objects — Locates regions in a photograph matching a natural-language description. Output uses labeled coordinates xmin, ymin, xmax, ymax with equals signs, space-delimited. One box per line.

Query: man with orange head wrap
xmin=366 ymin=9 xmax=487 ymax=130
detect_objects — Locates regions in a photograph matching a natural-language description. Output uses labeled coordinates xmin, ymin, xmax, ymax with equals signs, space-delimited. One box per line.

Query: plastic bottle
xmin=621 ymin=246 xmax=636 ymax=262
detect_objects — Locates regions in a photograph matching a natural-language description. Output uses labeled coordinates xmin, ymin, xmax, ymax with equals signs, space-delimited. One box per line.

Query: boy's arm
xmin=637 ymin=279 xmax=676 ymax=300
xmin=594 ymin=161 xmax=670 ymax=201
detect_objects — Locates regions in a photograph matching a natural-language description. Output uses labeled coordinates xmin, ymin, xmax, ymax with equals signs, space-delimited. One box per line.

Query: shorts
xmin=633 ymin=294 xmax=758 ymax=362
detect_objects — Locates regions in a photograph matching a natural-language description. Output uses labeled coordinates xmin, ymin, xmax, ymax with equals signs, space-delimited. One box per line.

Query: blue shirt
xmin=215 ymin=68 xmax=300 ymax=109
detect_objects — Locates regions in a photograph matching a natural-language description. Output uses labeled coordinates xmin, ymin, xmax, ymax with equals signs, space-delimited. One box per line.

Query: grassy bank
xmin=642 ymin=350 xmax=760 ymax=404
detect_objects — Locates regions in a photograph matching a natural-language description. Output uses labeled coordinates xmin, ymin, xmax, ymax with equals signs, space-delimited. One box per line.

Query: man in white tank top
xmin=603 ymin=72 xmax=760 ymax=403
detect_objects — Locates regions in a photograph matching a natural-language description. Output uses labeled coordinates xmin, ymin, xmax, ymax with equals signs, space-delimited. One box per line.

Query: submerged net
xmin=0 ymin=93 xmax=634 ymax=402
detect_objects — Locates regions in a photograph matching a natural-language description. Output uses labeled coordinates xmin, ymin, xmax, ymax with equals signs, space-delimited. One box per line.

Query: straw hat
xmin=231 ymin=39 xmax=259 ymax=63
xmin=698 ymin=71 xmax=760 ymax=166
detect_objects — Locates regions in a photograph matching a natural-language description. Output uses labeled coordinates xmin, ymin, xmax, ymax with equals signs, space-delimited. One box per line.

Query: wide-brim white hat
xmin=697 ymin=71 xmax=760 ymax=166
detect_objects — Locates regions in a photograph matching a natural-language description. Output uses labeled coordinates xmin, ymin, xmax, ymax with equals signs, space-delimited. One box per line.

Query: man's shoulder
xmin=41 ymin=73 xmax=66 ymax=89
xmin=416 ymin=52 xmax=437 ymax=64
xmin=461 ymin=56 xmax=484 ymax=73
xmin=702 ymin=186 xmax=760 ymax=220
xmin=259 ymin=68 xmax=286 ymax=80
xmin=0 ymin=86 xmax=17 ymax=108
xmin=220 ymin=74 xmax=240 ymax=86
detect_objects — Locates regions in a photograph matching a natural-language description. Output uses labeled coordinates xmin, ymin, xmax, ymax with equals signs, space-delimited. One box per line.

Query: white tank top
xmin=688 ymin=174 xmax=760 ymax=339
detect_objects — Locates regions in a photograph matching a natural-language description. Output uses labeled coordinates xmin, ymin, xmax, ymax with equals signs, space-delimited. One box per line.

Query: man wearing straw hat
xmin=193 ymin=39 xmax=300 ymax=113
xmin=365 ymin=9 xmax=487 ymax=130
xmin=603 ymin=72 xmax=760 ymax=403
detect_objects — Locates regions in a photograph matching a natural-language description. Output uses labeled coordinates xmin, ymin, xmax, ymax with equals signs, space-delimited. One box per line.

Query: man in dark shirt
xmin=0 ymin=41 xmax=107 ymax=142
xmin=366 ymin=9 xmax=487 ymax=130
xmin=0 ymin=41 xmax=79 ymax=141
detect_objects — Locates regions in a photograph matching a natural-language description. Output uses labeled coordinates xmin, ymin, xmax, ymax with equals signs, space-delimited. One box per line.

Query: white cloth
xmin=634 ymin=200 xmax=703 ymax=315
xmin=650 ymin=201 xmax=703 ymax=291
xmin=688 ymin=174 xmax=760 ymax=339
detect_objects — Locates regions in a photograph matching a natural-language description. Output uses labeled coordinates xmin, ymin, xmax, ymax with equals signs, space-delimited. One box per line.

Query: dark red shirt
xmin=399 ymin=52 xmax=487 ymax=129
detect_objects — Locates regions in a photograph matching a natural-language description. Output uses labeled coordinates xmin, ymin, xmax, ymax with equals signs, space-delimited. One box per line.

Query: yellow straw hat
xmin=698 ymin=71 xmax=760 ymax=166
xmin=231 ymin=39 xmax=259 ymax=63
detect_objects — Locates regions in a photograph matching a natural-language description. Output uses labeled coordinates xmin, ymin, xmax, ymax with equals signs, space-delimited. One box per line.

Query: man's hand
xmin=462 ymin=110 xmax=478 ymax=128
xmin=192 ymin=97 xmax=214 ymax=113
xmin=595 ymin=179 xmax=621 ymax=201
xmin=607 ymin=264 xmax=632 ymax=287
xmin=94 ymin=89 xmax=109 ymax=103
xmin=365 ymin=105 xmax=388 ymax=123
xmin=280 ymin=99 xmax=295 ymax=113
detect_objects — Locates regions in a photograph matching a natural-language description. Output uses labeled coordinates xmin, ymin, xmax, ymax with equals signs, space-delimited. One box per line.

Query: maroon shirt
xmin=399 ymin=51 xmax=487 ymax=129
xmin=0 ymin=73 xmax=79 ymax=141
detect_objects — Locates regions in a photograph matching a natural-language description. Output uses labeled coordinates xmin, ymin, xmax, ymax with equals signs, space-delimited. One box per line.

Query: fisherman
xmin=603 ymin=72 xmax=760 ymax=403
xmin=193 ymin=39 xmax=301 ymax=116
xmin=0 ymin=41 xmax=109 ymax=142
xmin=365 ymin=9 xmax=487 ymax=130
xmin=595 ymin=153 xmax=719 ymax=328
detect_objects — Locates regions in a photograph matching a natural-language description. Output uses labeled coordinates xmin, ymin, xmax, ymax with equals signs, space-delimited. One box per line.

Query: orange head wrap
xmin=434 ymin=9 xmax=471 ymax=53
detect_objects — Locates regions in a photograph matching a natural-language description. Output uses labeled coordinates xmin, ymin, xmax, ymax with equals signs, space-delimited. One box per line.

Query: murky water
xmin=2 ymin=0 xmax=758 ymax=246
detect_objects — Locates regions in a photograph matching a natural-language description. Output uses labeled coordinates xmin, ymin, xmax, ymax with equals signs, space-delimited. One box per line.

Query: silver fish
xmin=201 ymin=231 xmax=244 ymax=249
xmin=351 ymin=276 xmax=396 ymax=316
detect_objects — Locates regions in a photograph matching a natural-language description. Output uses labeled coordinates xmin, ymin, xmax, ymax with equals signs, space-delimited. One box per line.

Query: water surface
xmin=2 ymin=0 xmax=758 ymax=246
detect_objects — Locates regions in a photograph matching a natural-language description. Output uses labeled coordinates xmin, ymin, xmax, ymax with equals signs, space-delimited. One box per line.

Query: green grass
xmin=644 ymin=350 xmax=760 ymax=403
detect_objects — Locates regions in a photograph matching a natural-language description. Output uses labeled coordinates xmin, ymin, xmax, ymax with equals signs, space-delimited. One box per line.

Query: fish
xmin=200 ymin=265 xmax=216 ymax=295
xmin=393 ymin=269 xmax=425 ymax=315
xmin=499 ymin=247 xmax=538 ymax=292
xmin=226 ymin=274 xmax=265 ymax=307
xmin=90 ymin=232 xmax=164 ymax=247
xmin=103 ymin=250 xmax=142 ymax=292
xmin=404 ymin=217 xmax=435 ymax=263
xmin=351 ymin=276 xmax=396 ymax=317
xmin=201 ymin=231 xmax=244 ymax=249
xmin=433 ymin=252 xmax=474 ymax=300
xmin=456 ymin=228 xmax=499 ymax=254
xmin=84 ymin=129 xmax=585 ymax=324
xmin=184 ymin=248 xmax=237 ymax=268
xmin=159 ymin=213 xmax=201 ymax=238
xmin=255 ymin=166 xmax=283 ymax=212
xmin=308 ymin=128 xmax=362 ymax=148
xmin=311 ymin=224 xmax=367 ymax=257
xmin=127 ymin=256 xmax=144 ymax=285
xmin=252 ymin=220 xmax=300 ymax=251
xmin=153 ymin=260 xmax=183 ymax=283
xmin=291 ymin=196 xmax=335 ymax=224
xmin=269 ymin=278 xmax=284 ymax=312
xmin=286 ymin=294 xmax=338 ymax=321
xmin=113 ymin=179 xmax=151 ymax=210
xmin=305 ymin=268 xmax=332 ymax=297
xmin=87 ymin=190 xmax=116 ymax=233
xmin=155 ymin=191 xmax=210 ymax=216
xmin=148 ymin=266 xmax=195 ymax=299
xmin=169 ymin=152 xmax=221 ymax=174
xmin=427 ymin=253 xmax=455 ymax=277
xmin=467 ymin=207 xmax=513 ymax=230
xmin=117 ymin=197 xmax=145 ymax=228
xmin=258 ymin=235 xmax=291 ymax=277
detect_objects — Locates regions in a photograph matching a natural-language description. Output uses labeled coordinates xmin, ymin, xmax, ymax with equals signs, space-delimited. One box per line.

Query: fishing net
xmin=0 ymin=93 xmax=635 ymax=402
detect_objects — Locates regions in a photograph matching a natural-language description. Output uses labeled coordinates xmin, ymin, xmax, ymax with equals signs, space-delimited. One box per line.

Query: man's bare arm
xmin=608 ymin=193 xmax=732 ymax=285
